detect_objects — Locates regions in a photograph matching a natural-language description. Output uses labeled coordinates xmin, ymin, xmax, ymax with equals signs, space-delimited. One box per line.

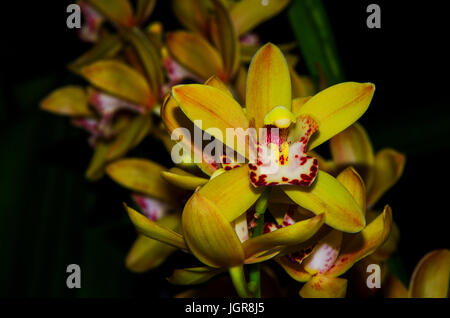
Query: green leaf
xmin=288 ymin=0 xmax=344 ymax=85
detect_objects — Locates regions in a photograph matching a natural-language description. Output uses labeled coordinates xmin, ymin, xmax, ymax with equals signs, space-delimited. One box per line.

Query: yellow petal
xmin=161 ymin=94 xmax=218 ymax=176
xmin=106 ymin=158 xmax=176 ymax=202
xmin=283 ymin=170 xmax=366 ymax=233
xmin=126 ymin=213 xmax=180 ymax=272
xmin=204 ymin=75 xmax=233 ymax=97
xmin=367 ymin=149 xmax=405 ymax=208
xmin=171 ymin=0 xmax=210 ymax=34
xmin=234 ymin=66 xmax=248 ymax=104
xmin=126 ymin=235 xmax=176 ymax=273
xmin=166 ymin=31 xmax=225 ymax=81
xmin=199 ymin=165 xmax=263 ymax=222
xmin=121 ymin=27 xmax=164 ymax=96
xmin=68 ymin=34 xmax=123 ymax=75
xmin=168 ymin=266 xmax=225 ymax=285
xmin=326 ymin=205 xmax=392 ymax=277
xmin=330 ymin=123 xmax=375 ymax=189
xmin=88 ymin=0 xmax=134 ymax=27
xmin=182 ymin=192 xmax=245 ymax=268
xmin=85 ymin=141 xmax=110 ymax=181
xmin=106 ymin=114 xmax=152 ymax=161
xmin=336 ymin=167 xmax=366 ymax=211
xmin=81 ymin=60 xmax=153 ymax=107
xmin=246 ymin=43 xmax=292 ymax=129
xmin=125 ymin=204 xmax=187 ymax=250
xmin=135 ymin=0 xmax=156 ymax=25
xmin=276 ymin=257 xmax=311 ymax=282
xmin=299 ymin=275 xmax=347 ymax=298
xmin=230 ymin=0 xmax=290 ymax=36
xmin=161 ymin=168 xmax=208 ymax=190
xmin=242 ymin=214 xmax=325 ymax=259
xmin=409 ymin=249 xmax=450 ymax=298
xmin=209 ymin=0 xmax=239 ymax=79
xmin=295 ymin=82 xmax=375 ymax=150
xmin=367 ymin=210 xmax=400 ymax=261
xmin=172 ymin=84 xmax=249 ymax=157
xmin=40 ymin=86 xmax=93 ymax=117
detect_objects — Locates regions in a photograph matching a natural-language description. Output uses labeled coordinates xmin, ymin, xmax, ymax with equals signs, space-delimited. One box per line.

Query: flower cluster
xmin=40 ymin=0 xmax=448 ymax=298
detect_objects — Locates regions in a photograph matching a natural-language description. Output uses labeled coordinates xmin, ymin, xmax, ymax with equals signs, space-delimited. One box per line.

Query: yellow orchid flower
xmin=164 ymin=43 xmax=375 ymax=234
xmin=385 ymin=249 xmax=450 ymax=298
xmin=41 ymin=1 xmax=170 ymax=180
xmin=125 ymin=189 xmax=325 ymax=297
xmin=273 ymin=167 xmax=392 ymax=298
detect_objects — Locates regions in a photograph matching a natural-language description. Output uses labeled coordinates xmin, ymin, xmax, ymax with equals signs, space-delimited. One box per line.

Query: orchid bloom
xmin=125 ymin=190 xmax=326 ymax=297
xmin=273 ymin=167 xmax=393 ymax=298
xmin=105 ymin=158 xmax=196 ymax=272
xmin=41 ymin=59 xmax=156 ymax=180
xmin=164 ymin=43 xmax=375 ymax=234
xmin=385 ymin=249 xmax=450 ymax=298
xmin=41 ymin=1 xmax=172 ymax=180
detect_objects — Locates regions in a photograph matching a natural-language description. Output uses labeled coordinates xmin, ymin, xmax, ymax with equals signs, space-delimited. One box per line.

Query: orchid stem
xmin=248 ymin=188 xmax=271 ymax=298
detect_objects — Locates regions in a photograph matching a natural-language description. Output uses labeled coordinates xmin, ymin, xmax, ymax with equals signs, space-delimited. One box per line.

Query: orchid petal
xmin=81 ymin=60 xmax=154 ymax=107
xmin=172 ymin=84 xmax=249 ymax=157
xmin=367 ymin=210 xmax=400 ymax=261
xmin=367 ymin=149 xmax=405 ymax=208
xmin=161 ymin=168 xmax=208 ymax=190
xmin=199 ymin=165 xmax=263 ymax=222
xmin=283 ymin=170 xmax=366 ymax=233
xmin=295 ymin=82 xmax=375 ymax=150
xmin=182 ymin=192 xmax=245 ymax=268
xmin=409 ymin=249 xmax=450 ymax=298
xmin=303 ymin=230 xmax=343 ymax=275
xmin=326 ymin=205 xmax=392 ymax=277
xmin=172 ymin=0 xmax=210 ymax=35
xmin=105 ymin=114 xmax=151 ymax=161
xmin=246 ymin=43 xmax=292 ymax=129
xmin=299 ymin=275 xmax=347 ymax=298
xmin=209 ymin=0 xmax=240 ymax=79
xmin=135 ymin=0 xmax=156 ymax=25
xmin=40 ymin=86 xmax=93 ymax=117
xmin=290 ymin=68 xmax=316 ymax=98
xmin=230 ymin=0 xmax=290 ymax=36
xmin=204 ymin=76 xmax=233 ymax=97
xmin=85 ymin=141 xmax=110 ymax=180
xmin=336 ymin=167 xmax=366 ymax=212
xmin=168 ymin=266 xmax=225 ymax=285
xmin=166 ymin=31 xmax=225 ymax=81
xmin=68 ymin=33 xmax=123 ymax=75
xmin=161 ymin=94 xmax=219 ymax=176
xmin=276 ymin=257 xmax=312 ymax=282
xmin=250 ymin=116 xmax=319 ymax=187
xmin=87 ymin=0 xmax=134 ymax=27
xmin=125 ymin=204 xmax=187 ymax=250
xmin=126 ymin=213 xmax=180 ymax=272
xmin=330 ymin=123 xmax=375 ymax=189
xmin=242 ymin=214 xmax=324 ymax=260
xmin=291 ymin=96 xmax=311 ymax=115
xmin=106 ymin=158 xmax=177 ymax=202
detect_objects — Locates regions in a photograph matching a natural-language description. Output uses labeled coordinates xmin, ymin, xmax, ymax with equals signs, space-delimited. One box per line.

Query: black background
xmin=0 ymin=0 xmax=448 ymax=297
